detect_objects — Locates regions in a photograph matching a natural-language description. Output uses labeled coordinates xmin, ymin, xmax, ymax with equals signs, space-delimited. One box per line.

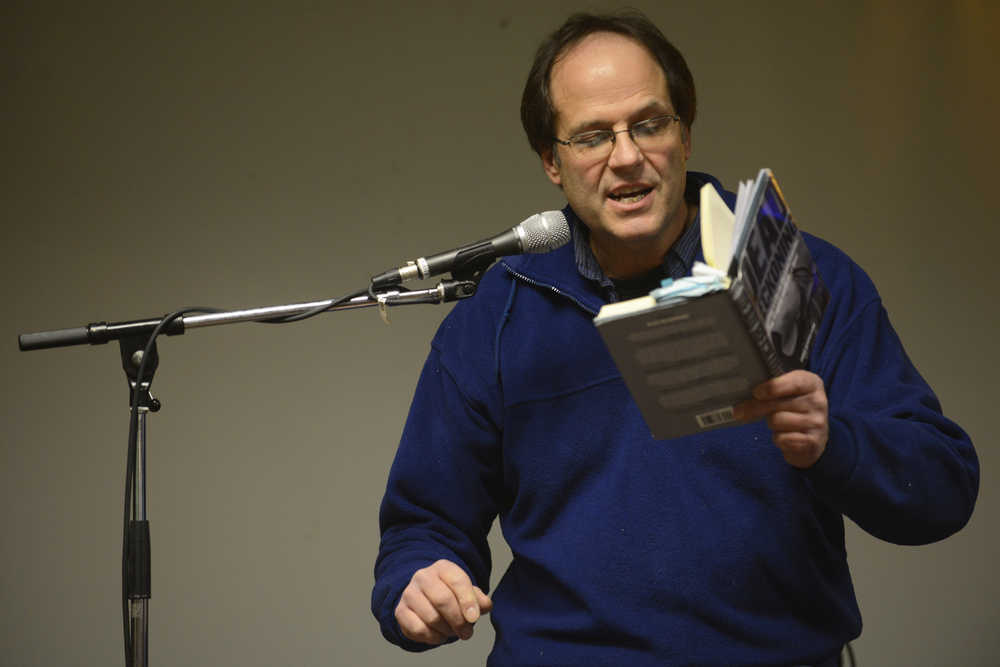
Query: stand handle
xmin=18 ymin=326 xmax=91 ymax=350
xmin=19 ymin=319 xmax=186 ymax=352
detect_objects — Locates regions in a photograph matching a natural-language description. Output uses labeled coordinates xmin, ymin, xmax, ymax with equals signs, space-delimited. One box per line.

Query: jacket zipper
xmin=502 ymin=265 xmax=600 ymax=316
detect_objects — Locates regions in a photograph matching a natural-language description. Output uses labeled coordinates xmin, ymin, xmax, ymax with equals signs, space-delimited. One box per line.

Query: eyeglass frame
xmin=552 ymin=113 xmax=683 ymax=158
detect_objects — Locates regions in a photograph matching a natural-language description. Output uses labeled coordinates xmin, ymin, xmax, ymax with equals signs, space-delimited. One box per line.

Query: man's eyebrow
xmin=563 ymin=100 xmax=674 ymax=136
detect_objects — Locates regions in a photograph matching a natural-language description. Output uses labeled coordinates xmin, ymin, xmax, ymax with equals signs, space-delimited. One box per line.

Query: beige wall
xmin=4 ymin=1 xmax=997 ymax=665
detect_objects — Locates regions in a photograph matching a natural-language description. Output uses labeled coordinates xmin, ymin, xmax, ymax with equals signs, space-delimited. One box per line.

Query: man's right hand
xmin=395 ymin=559 xmax=493 ymax=645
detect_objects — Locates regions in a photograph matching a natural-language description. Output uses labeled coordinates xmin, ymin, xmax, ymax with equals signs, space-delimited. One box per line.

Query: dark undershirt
xmin=610 ymin=265 xmax=670 ymax=300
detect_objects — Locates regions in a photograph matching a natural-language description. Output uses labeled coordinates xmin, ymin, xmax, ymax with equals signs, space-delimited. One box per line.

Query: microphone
xmin=370 ymin=210 xmax=570 ymax=289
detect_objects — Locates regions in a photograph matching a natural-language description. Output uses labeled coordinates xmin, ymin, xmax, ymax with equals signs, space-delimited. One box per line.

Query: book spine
xmin=729 ymin=280 xmax=784 ymax=377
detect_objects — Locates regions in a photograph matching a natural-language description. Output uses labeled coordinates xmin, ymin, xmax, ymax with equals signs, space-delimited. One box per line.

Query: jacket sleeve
xmin=802 ymin=250 xmax=979 ymax=545
xmin=371 ymin=313 xmax=506 ymax=651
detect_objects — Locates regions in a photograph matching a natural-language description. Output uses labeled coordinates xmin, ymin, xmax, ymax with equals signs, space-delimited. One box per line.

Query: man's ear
xmin=541 ymin=147 xmax=563 ymax=187
xmin=682 ymin=126 xmax=693 ymax=161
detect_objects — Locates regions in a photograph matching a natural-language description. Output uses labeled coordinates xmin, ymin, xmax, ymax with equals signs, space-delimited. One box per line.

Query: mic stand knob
xmin=440 ymin=279 xmax=479 ymax=302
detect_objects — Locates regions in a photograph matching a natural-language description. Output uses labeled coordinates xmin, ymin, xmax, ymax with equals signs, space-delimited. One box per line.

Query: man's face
xmin=542 ymin=32 xmax=692 ymax=275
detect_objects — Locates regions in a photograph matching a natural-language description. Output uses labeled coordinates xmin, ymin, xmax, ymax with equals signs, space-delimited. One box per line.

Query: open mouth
xmin=608 ymin=187 xmax=652 ymax=204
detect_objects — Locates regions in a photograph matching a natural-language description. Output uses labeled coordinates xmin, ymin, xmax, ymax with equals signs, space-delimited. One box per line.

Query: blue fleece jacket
xmin=372 ymin=172 xmax=979 ymax=666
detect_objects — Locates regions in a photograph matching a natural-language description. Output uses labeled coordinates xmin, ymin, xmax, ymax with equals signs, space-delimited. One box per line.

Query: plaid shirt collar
xmin=572 ymin=184 xmax=703 ymax=293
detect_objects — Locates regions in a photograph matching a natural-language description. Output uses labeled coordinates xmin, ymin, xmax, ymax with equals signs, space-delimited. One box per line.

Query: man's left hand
xmin=735 ymin=370 xmax=829 ymax=469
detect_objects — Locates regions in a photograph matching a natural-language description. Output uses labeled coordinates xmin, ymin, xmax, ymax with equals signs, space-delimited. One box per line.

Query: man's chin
xmin=600 ymin=213 xmax=665 ymax=242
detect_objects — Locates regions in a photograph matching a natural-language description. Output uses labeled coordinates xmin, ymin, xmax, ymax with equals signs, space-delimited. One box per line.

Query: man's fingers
xmin=404 ymin=586 xmax=459 ymax=639
xmin=737 ymin=388 xmax=825 ymax=424
xmin=396 ymin=606 xmax=449 ymax=645
xmin=752 ymin=369 xmax=823 ymax=400
xmin=773 ymin=430 xmax=827 ymax=468
xmin=474 ymin=586 xmax=493 ymax=613
xmin=421 ymin=575 xmax=473 ymax=638
xmin=734 ymin=398 xmax=766 ymax=423
xmin=735 ymin=396 xmax=790 ymax=423
xmin=766 ymin=407 xmax=826 ymax=433
xmin=438 ymin=563 xmax=483 ymax=623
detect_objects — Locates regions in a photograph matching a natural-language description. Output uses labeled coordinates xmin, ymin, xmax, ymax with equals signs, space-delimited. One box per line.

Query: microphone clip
xmin=440 ymin=277 xmax=481 ymax=301
xmin=371 ymin=274 xmax=483 ymax=325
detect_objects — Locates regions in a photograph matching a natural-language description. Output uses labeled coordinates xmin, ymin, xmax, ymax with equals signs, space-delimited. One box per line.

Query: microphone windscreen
xmin=520 ymin=210 xmax=571 ymax=253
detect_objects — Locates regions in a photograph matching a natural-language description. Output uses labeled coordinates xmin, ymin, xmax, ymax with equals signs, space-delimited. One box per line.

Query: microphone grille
xmin=520 ymin=210 xmax=571 ymax=253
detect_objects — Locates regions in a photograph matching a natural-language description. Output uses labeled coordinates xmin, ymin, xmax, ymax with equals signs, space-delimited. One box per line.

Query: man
xmin=372 ymin=12 xmax=979 ymax=666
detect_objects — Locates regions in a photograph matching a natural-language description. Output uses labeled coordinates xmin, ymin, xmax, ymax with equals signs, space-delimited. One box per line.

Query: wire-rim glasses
xmin=553 ymin=114 xmax=682 ymax=161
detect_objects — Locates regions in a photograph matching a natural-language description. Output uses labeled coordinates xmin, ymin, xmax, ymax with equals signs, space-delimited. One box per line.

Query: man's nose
xmin=607 ymin=130 xmax=644 ymax=168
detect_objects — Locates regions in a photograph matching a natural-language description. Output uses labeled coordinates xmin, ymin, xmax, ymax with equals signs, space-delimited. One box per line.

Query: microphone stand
xmin=17 ymin=275 xmax=482 ymax=667
xmin=18 ymin=280 xmax=481 ymax=352
xmin=121 ymin=334 xmax=156 ymax=667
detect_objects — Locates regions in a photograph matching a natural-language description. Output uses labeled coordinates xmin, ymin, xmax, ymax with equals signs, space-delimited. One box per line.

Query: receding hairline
xmin=545 ymin=31 xmax=677 ymax=138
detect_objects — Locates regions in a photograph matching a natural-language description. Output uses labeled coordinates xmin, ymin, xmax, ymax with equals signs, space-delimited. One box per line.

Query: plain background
xmin=3 ymin=1 xmax=997 ymax=665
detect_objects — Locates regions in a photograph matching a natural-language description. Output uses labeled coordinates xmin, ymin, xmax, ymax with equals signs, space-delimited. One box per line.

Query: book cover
xmin=594 ymin=169 xmax=829 ymax=439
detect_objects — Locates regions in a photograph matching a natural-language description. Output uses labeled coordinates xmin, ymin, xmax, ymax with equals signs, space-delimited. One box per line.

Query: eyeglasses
xmin=553 ymin=114 xmax=682 ymax=161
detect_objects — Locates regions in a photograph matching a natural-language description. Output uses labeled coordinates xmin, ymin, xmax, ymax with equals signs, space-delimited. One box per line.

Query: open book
xmin=594 ymin=169 xmax=829 ymax=439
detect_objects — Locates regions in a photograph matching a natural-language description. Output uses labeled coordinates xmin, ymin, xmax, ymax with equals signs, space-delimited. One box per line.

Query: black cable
xmin=260 ymin=288 xmax=372 ymax=324
xmin=122 ymin=307 xmax=219 ymax=667
xmin=364 ymin=282 xmax=417 ymax=304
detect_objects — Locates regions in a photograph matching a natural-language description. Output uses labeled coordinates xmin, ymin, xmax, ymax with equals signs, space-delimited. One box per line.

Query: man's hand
xmin=395 ymin=559 xmax=493 ymax=645
xmin=735 ymin=369 xmax=829 ymax=469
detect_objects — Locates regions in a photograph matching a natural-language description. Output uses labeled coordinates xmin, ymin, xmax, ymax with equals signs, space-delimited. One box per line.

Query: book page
xmin=593 ymin=295 xmax=657 ymax=324
xmin=731 ymin=178 xmax=755 ymax=262
xmin=699 ymin=183 xmax=735 ymax=271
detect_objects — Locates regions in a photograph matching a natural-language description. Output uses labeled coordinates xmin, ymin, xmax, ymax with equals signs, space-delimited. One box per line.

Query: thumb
xmin=473 ymin=586 xmax=493 ymax=613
